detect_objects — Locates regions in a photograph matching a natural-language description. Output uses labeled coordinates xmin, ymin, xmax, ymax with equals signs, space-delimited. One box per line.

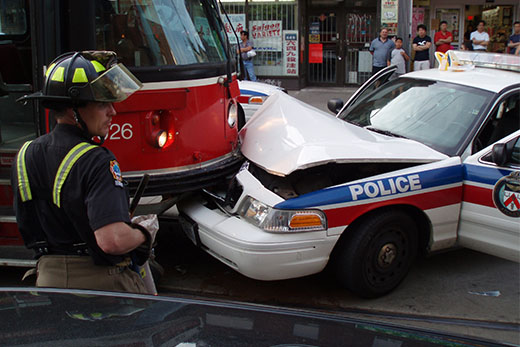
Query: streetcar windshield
xmin=96 ymin=0 xmax=228 ymax=67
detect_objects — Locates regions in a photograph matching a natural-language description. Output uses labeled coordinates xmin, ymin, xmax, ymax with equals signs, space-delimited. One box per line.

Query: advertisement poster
xmin=222 ymin=14 xmax=245 ymax=44
xmin=381 ymin=0 xmax=398 ymax=34
xmin=309 ymin=22 xmax=320 ymax=43
xmin=381 ymin=0 xmax=398 ymax=23
xmin=249 ymin=20 xmax=282 ymax=51
xmin=309 ymin=43 xmax=323 ymax=64
xmin=283 ymin=31 xmax=298 ymax=76
xmin=412 ymin=7 xmax=425 ymax=36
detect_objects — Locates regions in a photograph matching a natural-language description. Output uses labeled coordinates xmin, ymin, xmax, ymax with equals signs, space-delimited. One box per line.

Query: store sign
xmin=309 ymin=43 xmax=323 ymax=64
xmin=222 ymin=14 xmax=245 ymax=44
xmin=250 ymin=20 xmax=283 ymax=51
xmin=309 ymin=22 xmax=320 ymax=43
xmin=381 ymin=0 xmax=398 ymax=34
xmin=283 ymin=31 xmax=298 ymax=76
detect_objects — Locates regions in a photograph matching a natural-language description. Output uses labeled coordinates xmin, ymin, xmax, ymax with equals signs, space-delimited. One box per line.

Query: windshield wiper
xmin=365 ymin=127 xmax=407 ymax=139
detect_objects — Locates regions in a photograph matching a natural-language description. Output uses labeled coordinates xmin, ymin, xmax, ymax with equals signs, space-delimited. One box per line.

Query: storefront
xmin=222 ymin=0 xmax=517 ymax=89
xmin=413 ymin=0 xmax=519 ymax=54
xmin=221 ymin=0 xmax=381 ymax=89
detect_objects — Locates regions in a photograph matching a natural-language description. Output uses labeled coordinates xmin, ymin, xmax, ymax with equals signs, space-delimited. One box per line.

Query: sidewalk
xmin=288 ymin=87 xmax=358 ymax=113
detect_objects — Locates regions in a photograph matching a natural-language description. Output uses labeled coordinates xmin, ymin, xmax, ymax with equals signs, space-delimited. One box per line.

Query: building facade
xmin=221 ymin=0 xmax=518 ymax=89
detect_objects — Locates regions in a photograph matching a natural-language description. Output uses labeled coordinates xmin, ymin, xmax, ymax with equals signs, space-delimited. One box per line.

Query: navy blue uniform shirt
xmin=12 ymin=124 xmax=131 ymax=265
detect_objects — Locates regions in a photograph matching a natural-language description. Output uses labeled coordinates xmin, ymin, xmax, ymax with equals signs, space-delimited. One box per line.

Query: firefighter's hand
xmin=132 ymin=214 xmax=159 ymax=243
xmin=131 ymin=214 xmax=159 ymax=265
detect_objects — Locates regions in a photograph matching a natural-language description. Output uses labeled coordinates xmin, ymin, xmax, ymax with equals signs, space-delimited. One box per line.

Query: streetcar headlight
xmin=228 ymin=103 xmax=238 ymax=128
xmin=153 ymin=129 xmax=168 ymax=148
xmin=238 ymin=196 xmax=327 ymax=233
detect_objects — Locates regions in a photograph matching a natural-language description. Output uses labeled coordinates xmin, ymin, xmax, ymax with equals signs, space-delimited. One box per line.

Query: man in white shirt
xmin=470 ymin=21 xmax=489 ymax=52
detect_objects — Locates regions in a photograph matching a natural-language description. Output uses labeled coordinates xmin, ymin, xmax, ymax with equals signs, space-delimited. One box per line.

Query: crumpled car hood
xmin=239 ymin=92 xmax=448 ymax=176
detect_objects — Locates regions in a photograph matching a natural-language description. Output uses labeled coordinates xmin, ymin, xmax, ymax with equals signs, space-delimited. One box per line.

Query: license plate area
xmin=179 ymin=213 xmax=201 ymax=247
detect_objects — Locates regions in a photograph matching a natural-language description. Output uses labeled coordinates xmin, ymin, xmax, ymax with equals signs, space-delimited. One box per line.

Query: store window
xmin=222 ymin=0 xmax=298 ymax=77
xmin=0 ymin=0 xmax=27 ymax=36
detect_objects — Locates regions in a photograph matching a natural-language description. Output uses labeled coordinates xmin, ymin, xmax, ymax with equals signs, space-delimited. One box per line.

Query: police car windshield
xmin=338 ymin=78 xmax=494 ymax=156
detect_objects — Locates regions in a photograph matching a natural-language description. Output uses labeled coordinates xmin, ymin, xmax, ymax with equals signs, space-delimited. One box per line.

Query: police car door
xmin=331 ymin=65 xmax=397 ymax=114
xmin=458 ymin=130 xmax=520 ymax=263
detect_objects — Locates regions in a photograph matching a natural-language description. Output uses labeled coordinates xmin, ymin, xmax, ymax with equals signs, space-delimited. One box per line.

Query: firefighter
xmin=12 ymin=51 xmax=154 ymax=293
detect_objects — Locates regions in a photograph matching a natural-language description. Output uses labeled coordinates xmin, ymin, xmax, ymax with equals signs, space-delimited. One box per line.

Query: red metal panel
xmin=104 ymin=82 xmax=239 ymax=172
xmin=0 ymin=222 xmax=24 ymax=245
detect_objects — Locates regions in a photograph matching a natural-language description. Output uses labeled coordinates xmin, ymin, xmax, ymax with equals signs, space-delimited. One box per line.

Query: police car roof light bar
xmin=449 ymin=50 xmax=520 ymax=72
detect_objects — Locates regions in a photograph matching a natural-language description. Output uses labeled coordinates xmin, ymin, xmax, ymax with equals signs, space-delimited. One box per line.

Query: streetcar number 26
xmin=108 ymin=123 xmax=133 ymax=140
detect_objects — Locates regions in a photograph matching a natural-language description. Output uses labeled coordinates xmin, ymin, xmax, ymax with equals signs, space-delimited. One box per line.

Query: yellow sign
xmin=414 ymin=0 xmax=430 ymax=6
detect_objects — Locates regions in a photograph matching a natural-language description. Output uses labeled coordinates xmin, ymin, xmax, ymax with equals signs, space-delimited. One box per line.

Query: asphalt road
xmin=5 ymin=220 xmax=517 ymax=345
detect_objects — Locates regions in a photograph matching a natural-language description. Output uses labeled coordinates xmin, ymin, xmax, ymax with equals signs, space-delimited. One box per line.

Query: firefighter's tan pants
xmin=36 ymin=255 xmax=147 ymax=294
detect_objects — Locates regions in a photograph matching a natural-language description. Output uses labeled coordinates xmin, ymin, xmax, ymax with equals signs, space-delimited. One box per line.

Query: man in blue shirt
xmin=369 ymin=28 xmax=395 ymax=75
xmin=239 ymin=31 xmax=257 ymax=81
xmin=508 ymin=21 xmax=520 ymax=55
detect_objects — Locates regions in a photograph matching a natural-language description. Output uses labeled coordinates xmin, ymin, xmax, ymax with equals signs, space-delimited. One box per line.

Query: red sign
xmin=309 ymin=44 xmax=323 ymax=64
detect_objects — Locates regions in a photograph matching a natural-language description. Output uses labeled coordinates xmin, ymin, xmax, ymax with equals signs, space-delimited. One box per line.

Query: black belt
xmin=31 ymin=241 xmax=89 ymax=256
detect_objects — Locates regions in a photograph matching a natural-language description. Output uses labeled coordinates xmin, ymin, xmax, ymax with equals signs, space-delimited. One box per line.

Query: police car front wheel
xmin=335 ymin=209 xmax=418 ymax=298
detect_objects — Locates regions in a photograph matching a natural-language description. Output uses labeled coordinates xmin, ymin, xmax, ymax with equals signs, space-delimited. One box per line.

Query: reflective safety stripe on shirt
xmin=16 ymin=141 xmax=97 ymax=206
xmin=16 ymin=141 xmax=33 ymax=202
xmin=53 ymin=142 xmax=97 ymax=207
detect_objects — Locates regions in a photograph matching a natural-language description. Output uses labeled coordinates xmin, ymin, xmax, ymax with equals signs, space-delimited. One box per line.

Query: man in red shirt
xmin=434 ymin=21 xmax=453 ymax=53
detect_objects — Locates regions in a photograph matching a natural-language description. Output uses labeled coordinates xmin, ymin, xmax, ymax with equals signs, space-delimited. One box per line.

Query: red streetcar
xmin=0 ymin=0 xmax=243 ymax=265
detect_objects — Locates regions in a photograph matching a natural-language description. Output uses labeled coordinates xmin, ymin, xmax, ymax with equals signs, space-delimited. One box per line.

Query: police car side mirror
xmin=328 ymin=98 xmax=344 ymax=114
xmin=491 ymin=143 xmax=508 ymax=167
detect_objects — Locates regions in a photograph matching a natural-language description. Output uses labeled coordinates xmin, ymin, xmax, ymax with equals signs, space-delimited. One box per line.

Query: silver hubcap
xmin=378 ymin=243 xmax=397 ymax=267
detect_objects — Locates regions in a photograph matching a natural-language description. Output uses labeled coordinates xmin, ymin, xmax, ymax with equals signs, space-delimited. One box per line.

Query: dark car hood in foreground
xmin=0 ymin=288 xmax=509 ymax=346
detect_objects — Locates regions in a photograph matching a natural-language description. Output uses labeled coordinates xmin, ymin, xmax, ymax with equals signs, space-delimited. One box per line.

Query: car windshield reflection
xmin=338 ymin=78 xmax=494 ymax=156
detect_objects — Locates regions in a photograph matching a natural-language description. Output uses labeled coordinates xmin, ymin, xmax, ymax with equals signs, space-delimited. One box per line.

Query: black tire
xmin=335 ymin=210 xmax=418 ymax=298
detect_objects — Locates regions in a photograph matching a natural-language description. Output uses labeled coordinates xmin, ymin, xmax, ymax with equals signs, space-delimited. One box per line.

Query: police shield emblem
xmin=493 ymin=171 xmax=520 ymax=218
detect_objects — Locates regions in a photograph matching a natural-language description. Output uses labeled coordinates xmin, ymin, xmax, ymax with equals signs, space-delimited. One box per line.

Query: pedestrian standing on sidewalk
xmin=239 ymin=31 xmax=257 ymax=82
xmin=390 ymin=37 xmax=409 ymax=79
xmin=369 ymin=28 xmax=395 ymax=75
xmin=507 ymin=21 xmax=520 ymax=55
xmin=412 ymin=24 xmax=432 ymax=71
xmin=434 ymin=21 xmax=453 ymax=54
xmin=471 ymin=21 xmax=489 ymax=52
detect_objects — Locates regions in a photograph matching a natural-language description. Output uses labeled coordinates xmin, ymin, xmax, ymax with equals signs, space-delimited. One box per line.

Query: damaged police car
xmin=179 ymin=51 xmax=520 ymax=298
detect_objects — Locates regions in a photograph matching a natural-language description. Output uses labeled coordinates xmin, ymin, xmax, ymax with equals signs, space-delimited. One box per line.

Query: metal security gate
xmin=344 ymin=13 xmax=376 ymax=85
xmin=307 ymin=12 xmax=340 ymax=84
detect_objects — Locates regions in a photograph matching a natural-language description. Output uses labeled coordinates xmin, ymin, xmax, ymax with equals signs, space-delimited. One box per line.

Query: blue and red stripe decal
xmin=462 ymin=164 xmax=514 ymax=209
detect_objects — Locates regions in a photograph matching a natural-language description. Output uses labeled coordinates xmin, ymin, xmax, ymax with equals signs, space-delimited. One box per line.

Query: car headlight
xmin=238 ymin=196 xmax=327 ymax=233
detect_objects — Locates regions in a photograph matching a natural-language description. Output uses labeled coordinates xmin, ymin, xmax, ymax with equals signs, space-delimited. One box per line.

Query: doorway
xmin=307 ymin=11 xmax=345 ymax=85
xmin=307 ymin=10 xmax=376 ymax=86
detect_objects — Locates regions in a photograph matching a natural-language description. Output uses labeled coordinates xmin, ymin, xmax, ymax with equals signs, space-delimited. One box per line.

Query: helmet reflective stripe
xmin=16 ymin=141 xmax=33 ymax=202
xmin=51 ymin=66 xmax=65 ymax=82
xmin=90 ymin=60 xmax=106 ymax=73
xmin=45 ymin=63 xmax=57 ymax=78
xmin=52 ymin=142 xmax=97 ymax=208
xmin=72 ymin=68 xmax=88 ymax=83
